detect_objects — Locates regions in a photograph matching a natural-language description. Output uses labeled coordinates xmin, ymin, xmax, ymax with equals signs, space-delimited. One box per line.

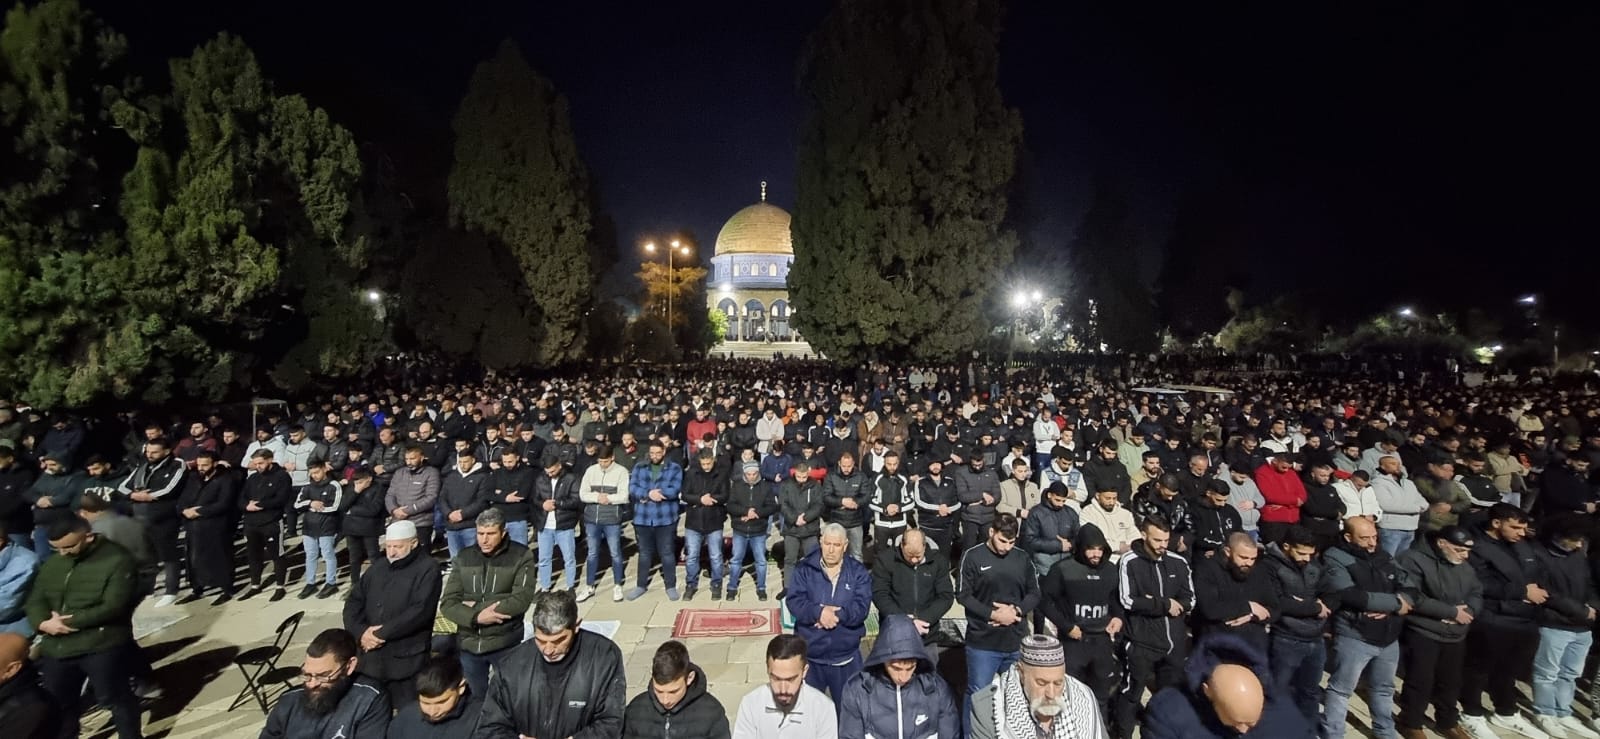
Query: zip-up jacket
xmin=1395 ymin=539 xmax=1481 ymax=643
xmin=440 ymin=540 xmax=535 ymax=655
xmin=1260 ymin=544 xmax=1326 ymax=642
xmin=913 ymin=474 xmax=960 ymax=532
xmin=1082 ymin=456 xmax=1132 ymax=504
xmin=117 ymin=455 xmax=185 ymax=522
xmin=871 ymin=546 xmax=954 ymax=627
xmin=680 ymin=464 xmax=729 ymax=533
xmin=628 ymin=462 xmax=683 ymax=528
xmin=957 ymin=540 xmax=1040 ymax=653
xmin=1253 ymin=463 xmax=1306 ymax=525
xmin=779 ymin=477 xmax=825 ymax=538
xmin=293 ymin=478 xmax=345 ymax=537
xmin=1320 ymin=541 xmax=1411 ymax=646
xmin=1533 ymin=537 xmax=1599 ymax=632
xmin=439 ymin=463 xmax=490 ymax=531
xmin=726 ymin=477 xmax=780 ymax=536
xmin=822 ymin=468 xmax=869 ymax=528
xmin=1467 ymin=521 xmax=1545 ymax=631
xmin=955 ymin=465 xmax=1000 ymax=525
xmin=261 ymin=678 xmax=390 ymax=739
xmin=870 ymin=472 xmax=914 ymax=532
xmin=620 ymin=664 xmax=730 ymax=739
xmin=1187 ymin=499 xmax=1244 ymax=557
xmin=530 ymin=469 xmax=583 ymax=531
xmin=385 ymin=465 xmax=440 ymax=518
xmin=489 ymin=464 xmax=536 ymax=522
xmin=1117 ymin=540 xmax=1195 ymax=655
xmin=24 ymin=538 xmax=137 ymax=658
xmin=341 ymin=482 xmax=387 ymax=537
xmin=478 ymin=630 xmax=625 ymax=739
xmin=24 ymin=470 xmax=81 ymax=531
xmin=1021 ymin=498 xmax=1080 ymax=575
xmin=1040 ymin=524 xmax=1123 ymax=635
xmin=239 ymin=464 xmax=293 ymax=528
xmin=839 ymin=614 xmax=960 ymax=739
xmin=1192 ymin=552 xmax=1277 ymax=651
xmin=788 ymin=548 xmax=874 ymax=662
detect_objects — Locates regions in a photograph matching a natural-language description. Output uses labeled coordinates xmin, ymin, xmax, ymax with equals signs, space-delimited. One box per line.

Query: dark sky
xmin=88 ymin=0 xmax=1600 ymax=328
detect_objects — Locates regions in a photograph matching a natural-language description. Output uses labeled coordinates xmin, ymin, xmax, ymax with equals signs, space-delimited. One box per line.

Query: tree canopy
xmin=788 ymin=0 xmax=1021 ymax=363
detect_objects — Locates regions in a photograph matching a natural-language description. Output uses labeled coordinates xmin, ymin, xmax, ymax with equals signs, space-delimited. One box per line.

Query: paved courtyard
xmin=78 ymin=546 xmax=1539 ymax=738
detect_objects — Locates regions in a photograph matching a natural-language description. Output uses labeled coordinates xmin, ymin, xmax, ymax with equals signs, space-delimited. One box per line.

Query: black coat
xmin=620 ymin=665 xmax=731 ymax=739
xmin=530 ymin=468 xmax=583 ymax=530
xmin=680 ymin=463 xmax=729 ymax=533
xmin=239 ymin=465 xmax=293 ymax=528
xmin=1260 ymin=544 xmax=1327 ymax=642
xmin=343 ymin=548 xmax=442 ymax=681
xmin=822 ymin=468 xmax=871 ymax=528
xmin=871 ymin=547 xmax=955 ymax=627
xmin=1192 ymin=551 xmax=1278 ymax=653
xmin=388 ymin=689 xmax=481 ymax=739
xmin=0 ymin=665 xmax=61 ymax=739
xmin=726 ymin=477 xmax=779 ymax=536
xmin=439 ymin=463 xmax=491 ymax=531
xmin=1082 ymin=456 xmax=1132 ymax=504
xmin=1467 ymin=522 xmax=1545 ymax=631
xmin=340 ymin=481 xmax=387 ymax=537
xmin=489 ymin=465 xmax=537 ymax=522
xmin=180 ymin=469 xmax=238 ymax=591
xmin=478 ymin=630 xmax=626 ymax=739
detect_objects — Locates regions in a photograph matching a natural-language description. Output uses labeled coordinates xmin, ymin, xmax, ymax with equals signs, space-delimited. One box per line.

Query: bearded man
xmin=969 ymin=633 xmax=1109 ymax=739
xmin=260 ymin=628 xmax=390 ymax=738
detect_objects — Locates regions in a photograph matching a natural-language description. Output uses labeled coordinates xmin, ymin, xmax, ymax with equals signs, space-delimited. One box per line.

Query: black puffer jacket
xmin=479 ymin=630 xmax=626 ymax=739
xmin=1260 ymin=543 xmax=1326 ymax=641
xmin=1320 ymin=541 xmax=1412 ymax=647
xmin=1192 ymin=550 xmax=1278 ymax=651
xmin=620 ymin=664 xmax=730 ymax=739
xmin=680 ymin=463 xmax=728 ymax=533
xmin=1082 ymin=456 xmax=1132 ymax=504
xmin=0 ymin=665 xmax=61 ymax=739
xmin=439 ymin=463 xmax=491 ymax=531
xmin=530 ymin=468 xmax=583 ymax=530
xmin=871 ymin=545 xmax=955 ymax=627
xmin=823 ymin=467 xmax=870 ymax=528
xmin=1467 ymin=522 xmax=1545 ymax=631
xmin=1534 ymin=536 xmax=1599 ymax=632
xmin=1395 ymin=537 xmax=1482 ymax=643
xmin=726 ymin=476 xmax=779 ymax=536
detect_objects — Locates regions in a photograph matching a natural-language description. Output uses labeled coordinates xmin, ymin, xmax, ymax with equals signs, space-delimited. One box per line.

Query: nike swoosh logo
xmin=980 ymin=565 xmax=992 ymax=571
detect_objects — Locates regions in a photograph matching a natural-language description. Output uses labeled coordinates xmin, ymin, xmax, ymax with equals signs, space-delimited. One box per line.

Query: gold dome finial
xmin=760 ymin=181 xmax=767 ymax=202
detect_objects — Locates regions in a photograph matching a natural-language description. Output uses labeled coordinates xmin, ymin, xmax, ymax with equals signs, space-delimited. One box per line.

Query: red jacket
xmin=1253 ymin=463 xmax=1307 ymax=524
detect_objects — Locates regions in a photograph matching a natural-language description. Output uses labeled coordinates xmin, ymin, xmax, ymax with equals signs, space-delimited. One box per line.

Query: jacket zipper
xmin=896 ymin=684 xmax=905 ymax=739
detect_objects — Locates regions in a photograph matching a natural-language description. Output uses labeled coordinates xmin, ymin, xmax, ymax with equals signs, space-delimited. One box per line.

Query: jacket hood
xmin=650 ymin=664 xmax=711 ymax=715
xmin=1182 ymin=633 xmax=1271 ymax=694
xmin=864 ymin=614 xmax=935 ymax=672
xmin=1073 ymin=523 xmax=1111 ymax=566
xmin=458 ymin=462 xmax=484 ymax=477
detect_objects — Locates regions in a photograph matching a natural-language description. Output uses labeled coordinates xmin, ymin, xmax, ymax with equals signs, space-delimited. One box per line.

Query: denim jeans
xmin=1378 ymin=528 xmax=1414 ymax=557
xmin=445 ymin=528 xmax=477 ymax=559
xmin=538 ymin=527 xmax=577 ymax=591
xmin=965 ymin=647 xmax=1019 ymax=737
xmin=1534 ymin=627 xmax=1593 ymax=718
xmin=31 ymin=525 xmax=52 ymax=560
xmin=1269 ymin=634 xmax=1326 ymax=726
xmin=727 ymin=532 xmax=768 ymax=591
xmin=458 ymin=642 xmax=515 ymax=698
xmin=584 ymin=521 xmax=624 ymax=586
xmin=684 ymin=529 xmax=725 ymax=588
xmin=634 ymin=524 xmax=678 ymax=589
xmin=504 ymin=520 xmax=529 ymax=546
xmin=301 ymin=535 xmax=337 ymax=586
xmin=1322 ymin=636 xmax=1399 ymax=739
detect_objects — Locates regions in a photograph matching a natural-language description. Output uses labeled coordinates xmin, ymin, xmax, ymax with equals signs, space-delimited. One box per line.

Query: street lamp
xmin=1008 ymin=288 xmax=1045 ymax=364
xmin=644 ymin=239 xmax=693 ymax=339
xmin=1397 ymin=306 xmax=1415 ymax=319
xmin=1519 ymin=295 xmax=1538 ymax=306
xmin=366 ymin=290 xmax=381 ymax=304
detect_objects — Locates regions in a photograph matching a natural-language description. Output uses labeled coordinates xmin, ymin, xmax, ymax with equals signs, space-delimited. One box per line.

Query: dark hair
xmin=287 ymin=424 xmax=305 ymax=434
xmin=766 ymin=633 xmax=808 ymax=663
xmin=1157 ymin=473 xmax=1181 ymax=491
xmin=77 ymin=491 xmax=112 ymax=513
xmin=193 ymin=450 xmax=219 ymax=464
xmin=415 ymin=653 xmax=465 ymax=698
xmin=306 ymin=628 xmax=359 ymax=664
xmin=531 ymin=590 xmax=580 ymax=634
xmin=597 ymin=444 xmax=614 ymax=460
xmin=1488 ymin=502 xmax=1531 ymax=525
xmin=648 ymin=440 xmax=665 ymax=451
xmin=351 ymin=469 xmax=374 ymax=482
xmin=403 ymin=444 xmax=424 ymax=456
xmin=650 ymin=640 xmax=692 ymax=684
xmin=1142 ymin=513 xmax=1172 ymax=533
xmin=792 ymin=458 xmax=811 ymax=471
xmin=251 ymin=447 xmax=276 ymax=460
xmin=990 ymin=512 xmax=1021 ymax=539
xmin=46 ymin=516 xmax=91 ymax=541
xmin=1280 ymin=525 xmax=1317 ymax=550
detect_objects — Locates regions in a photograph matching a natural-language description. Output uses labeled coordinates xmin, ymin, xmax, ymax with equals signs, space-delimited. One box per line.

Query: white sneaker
xmin=1495 ymin=712 xmax=1554 ymax=739
xmin=153 ymin=594 xmax=177 ymax=608
xmin=1531 ymin=714 xmax=1567 ymax=739
xmin=1562 ymin=716 xmax=1600 ymax=739
xmin=612 ymin=585 xmax=625 ymax=602
xmin=574 ymin=584 xmax=595 ymax=603
xmin=1459 ymin=714 xmax=1498 ymax=739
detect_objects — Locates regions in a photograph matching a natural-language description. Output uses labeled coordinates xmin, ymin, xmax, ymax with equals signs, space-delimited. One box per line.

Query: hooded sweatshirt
xmin=1040 ymin=524 xmax=1123 ymax=635
xmin=1140 ymin=634 xmax=1316 ymax=739
xmin=838 ymin=615 xmax=960 ymax=739
xmin=621 ymin=664 xmax=730 ymax=739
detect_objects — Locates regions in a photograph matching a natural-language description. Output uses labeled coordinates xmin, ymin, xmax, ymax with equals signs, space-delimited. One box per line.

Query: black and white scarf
xmin=993 ymin=667 xmax=1106 ymax=739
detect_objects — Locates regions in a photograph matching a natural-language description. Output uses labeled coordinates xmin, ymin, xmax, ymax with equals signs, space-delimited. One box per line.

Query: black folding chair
xmin=228 ymin=610 xmax=305 ymax=713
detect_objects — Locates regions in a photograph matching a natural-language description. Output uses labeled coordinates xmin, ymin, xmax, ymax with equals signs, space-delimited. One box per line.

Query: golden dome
xmin=714 ymin=189 xmax=792 ymax=256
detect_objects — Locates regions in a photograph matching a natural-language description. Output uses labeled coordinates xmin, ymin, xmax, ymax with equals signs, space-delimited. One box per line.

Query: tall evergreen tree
xmin=1063 ymin=178 xmax=1158 ymax=352
xmin=1155 ymin=188 xmax=1242 ymax=339
xmin=789 ymin=0 xmax=1022 ymax=362
xmin=449 ymin=40 xmax=595 ymax=366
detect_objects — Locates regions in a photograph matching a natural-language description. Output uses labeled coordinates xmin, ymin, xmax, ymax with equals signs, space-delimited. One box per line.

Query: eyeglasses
xmin=300 ymin=666 xmax=346 ymax=685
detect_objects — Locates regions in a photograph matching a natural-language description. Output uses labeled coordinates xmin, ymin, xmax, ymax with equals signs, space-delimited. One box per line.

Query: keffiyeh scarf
xmin=993 ymin=667 xmax=1104 ymax=739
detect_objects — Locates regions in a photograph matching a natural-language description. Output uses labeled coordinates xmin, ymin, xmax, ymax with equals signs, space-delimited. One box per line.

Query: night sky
xmin=87 ymin=0 xmax=1600 ymax=328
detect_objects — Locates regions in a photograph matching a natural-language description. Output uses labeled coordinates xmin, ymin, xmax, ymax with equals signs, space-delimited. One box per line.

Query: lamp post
xmin=1008 ymin=288 xmax=1045 ymax=365
xmin=644 ymin=239 xmax=693 ymax=341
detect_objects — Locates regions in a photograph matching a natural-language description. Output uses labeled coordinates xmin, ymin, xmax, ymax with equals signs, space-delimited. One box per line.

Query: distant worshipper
xmin=1139 ymin=634 xmax=1314 ymax=739
xmin=969 ymin=633 xmax=1109 ymax=739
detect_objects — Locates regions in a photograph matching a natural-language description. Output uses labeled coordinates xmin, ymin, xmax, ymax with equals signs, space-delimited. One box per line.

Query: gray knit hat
xmin=1020 ymin=634 xmax=1065 ymax=667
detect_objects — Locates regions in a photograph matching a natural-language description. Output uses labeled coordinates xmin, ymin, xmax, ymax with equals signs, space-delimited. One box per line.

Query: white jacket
xmin=1033 ymin=417 xmax=1061 ymax=454
xmin=1334 ymin=478 xmax=1382 ymax=520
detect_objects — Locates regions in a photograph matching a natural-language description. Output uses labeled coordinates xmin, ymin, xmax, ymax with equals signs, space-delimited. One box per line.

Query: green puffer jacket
xmin=24 ymin=538 xmax=138 ymax=658
xmin=439 ymin=540 xmax=536 ymax=655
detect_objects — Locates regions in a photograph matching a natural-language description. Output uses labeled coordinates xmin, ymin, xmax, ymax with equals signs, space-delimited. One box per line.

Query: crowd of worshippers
xmin=2 ymin=361 xmax=1600 ymax=738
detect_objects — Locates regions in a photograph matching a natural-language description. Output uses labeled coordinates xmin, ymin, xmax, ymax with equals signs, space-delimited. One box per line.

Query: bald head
xmin=899 ymin=528 xmax=927 ymax=564
xmin=1202 ymin=663 xmax=1264 ymax=734
xmin=0 ymin=632 xmax=27 ymax=683
xmin=1344 ymin=516 xmax=1378 ymax=553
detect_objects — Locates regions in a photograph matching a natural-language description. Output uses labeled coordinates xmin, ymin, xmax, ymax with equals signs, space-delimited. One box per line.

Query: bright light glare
xmin=1398 ymin=307 xmax=1415 ymax=318
xmin=1030 ymin=290 xmax=1042 ymax=302
xmin=1012 ymin=293 xmax=1027 ymax=308
xmin=1519 ymin=295 xmax=1537 ymax=305
xmin=644 ymin=242 xmax=656 ymax=252
xmin=366 ymin=290 xmax=381 ymax=303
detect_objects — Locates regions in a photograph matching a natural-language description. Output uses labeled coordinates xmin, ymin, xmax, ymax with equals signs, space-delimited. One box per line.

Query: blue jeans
xmin=965 ymin=647 xmax=1019 ymax=737
xmin=634 ymin=524 xmax=678 ymax=589
xmin=1270 ymin=634 xmax=1326 ymax=725
xmin=505 ymin=520 xmax=529 ymax=546
xmin=1379 ymin=528 xmax=1414 ymax=557
xmin=1534 ymin=627 xmax=1593 ymax=718
xmin=1323 ymin=636 xmax=1399 ymax=739
xmin=445 ymin=528 xmax=477 ymax=559
xmin=32 ymin=526 xmax=52 ymax=560
xmin=537 ymin=527 xmax=577 ymax=591
xmin=727 ymin=532 xmax=768 ymax=591
xmin=458 ymin=642 xmax=515 ymax=698
xmin=684 ymin=529 xmax=725 ymax=588
xmin=302 ymin=535 xmax=337 ymax=586
xmin=584 ymin=522 xmax=624 ymax=586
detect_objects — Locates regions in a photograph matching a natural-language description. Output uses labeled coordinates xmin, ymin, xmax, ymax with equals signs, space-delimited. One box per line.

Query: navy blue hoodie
xmin=1141 ymin=634 xmax=1316 ymax=739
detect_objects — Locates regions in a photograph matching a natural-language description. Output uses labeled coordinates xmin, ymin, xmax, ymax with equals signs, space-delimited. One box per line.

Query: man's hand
xmin=913 ymin=618 xmax=930 ymax=636
xmin=360 ymin=626 xmax=386 ymax=651
xmin=886 ymin=504 xmax=899 ymax=517
xmin=649 ymin=489 xmax=666 ymax=502
xmin=700 ymin=494 xmax=717 ymax=507
xmin=1364 ymin=611 xmax=1389 ymax=620
xmin=842 ymin=498 xmax=859 ymax=510
xmin=1453 ymin=605 xmax=1474 ymax=625
xmin=40 ymin=611 xmax=76 ymax=635
xmin=1167 ymin=599 xmax=1184 ymax=617
xmin=982 ymin=493 xmax=996 ymax=506
xmin=1226 ymin=614 xmax=1253 ymax=627
xmin=1526 ymin=583 xmax=1550 ymax=604
xmin=130 ymin=491 xmax=154 ymax=503
xmin=1067 ymin=625 xmax=1084 ymax=640
xmin=1317 ymin=600 xmax=1332 ymax=619
xmin=448 ymin=510 xmax=463 ymax=523
xmin=1058 ymin=536 xmax=1073 ymax=551
xmin=742 ymin=508 xmax=758 ymax=521
xmin=35 ymin=498 xmax=53 ymax=509
xmin=373 ymin=465 xmax=386 ymax=475
xmin=311 ymin=501 xmax=326 ymax=512
xmin=1588 ymin=606 xmax=1597 ymax=622
xmin=1396 ymin=595 xmax=1413 ymax=616
xmin=818 ymin=605 xmax=840 ymax=629
xmin=1248 ymin=601 xmax=1271 ymax=621
xmin=507 ymin=492 xmax=525 ymax=503
xmin=182 ymin=507 xmax=200 ymax=519
xmin=246 ymin=500 xmax=262 ymax=512
xmin=543 ymin=499 xmax=556 ymax=512
xmin=476 ymin=603 xmax=511 ymax=626
xmin=938 ymin=504 xmax=950 ymax=517
xmin=991 ymin=603 xmax=1021 ymax=626
xmin=1429 ymin=501 xmax=1451 ymax=515
xmin=1018 ymin=508 xmax=1029 ymax=519
xmin=284 ymin=462 xmax=297 ymax=472
xmin=795 ymin=514 xmax=807 ymax=527
xmin=1586 ymin=502 xmax=1598 ymax=514
xmin=1106 ymin=617 xmax=1124 ymax=637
